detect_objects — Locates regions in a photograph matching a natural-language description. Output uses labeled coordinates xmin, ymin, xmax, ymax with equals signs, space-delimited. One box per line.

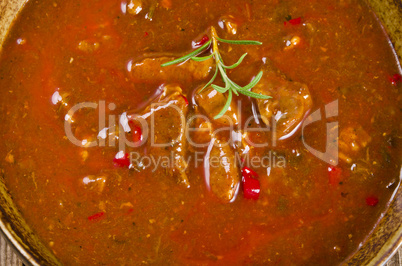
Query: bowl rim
xmin=0 ymin=217 xmax=37 ymax=266
xmin=0 ymin=0 xmax=401 ymax=264
xmin=372 ymin=212 xmax=402 ymax=265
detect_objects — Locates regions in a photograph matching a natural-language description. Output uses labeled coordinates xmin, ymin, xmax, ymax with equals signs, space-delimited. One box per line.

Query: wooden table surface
xmin=0 ymin=233 xmax=400 ymax=265
xmin=389 ymin=250 xmax=402 ymax=266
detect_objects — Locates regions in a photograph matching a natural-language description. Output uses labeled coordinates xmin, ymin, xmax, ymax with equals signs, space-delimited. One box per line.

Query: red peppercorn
xmin=366 ymin=196 xmax=379 ymax=207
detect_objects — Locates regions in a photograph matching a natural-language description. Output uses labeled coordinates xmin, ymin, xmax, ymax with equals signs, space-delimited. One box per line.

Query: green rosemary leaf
xmin=234 ymin=71 xmax=270 ymax=98
xmin=222 ymin=53 xmax=248 ymax=69
xmin=217 ymin=53 xmax=227 ymax=74
xmin=224 ymin=79 xmax=231 ymax=91
xmin=161 ymin=40 xmax=212 ymax=67
xmin=198 ymin=65 xmax=219 ymax=93
xmin=218 ymin=53 xmax=224 ymax=63
xmin=162 ymin=26 xmax=267 ymax=120
xmin=238 ymin=71 xmax=264 ymax=91
xmin=214 ymin=90 xmax=233 ymax=119
xmin=216 ymin=65 xmax=239 ymax=96
xmin=228 ymin=79 xmax=243 ymax=91
xmin=237 ymin=89 xmax=271 ymax=99
xmin=191 ymin=53 xmax=214 ymax=62
xmin=218 ymin=65 xmax=231 ymax=91
xmin=231 ymin=86 xmax=239 ymax=96
xmin=218 ymin=64 xmax=228 ymax=80
xmin=211 ymin=84 xmax=228 ymax=93
xmin=216 ymin=36 xmax=262 ymax=45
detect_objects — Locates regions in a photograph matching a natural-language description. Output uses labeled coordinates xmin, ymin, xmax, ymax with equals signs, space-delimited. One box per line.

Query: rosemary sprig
xmin=161 ymin=26 xmax=271 ymax=119
xmin=161 ymin=40 xmax=212 ymax=67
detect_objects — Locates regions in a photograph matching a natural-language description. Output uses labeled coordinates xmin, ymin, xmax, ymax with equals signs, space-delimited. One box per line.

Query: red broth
xmin=0 ymin=0 xmax=401 ymax=264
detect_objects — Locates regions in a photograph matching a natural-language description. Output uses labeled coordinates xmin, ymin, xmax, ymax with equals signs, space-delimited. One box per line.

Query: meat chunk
xmin=128 ymin=57 xmax=213 ymax=84
xmin=192 ymin=85 xmax=241 ymax=151
xmin=128 ymin=84 xmax=190 ymax=187
xmin=187 ymin=117 xmax=213 ymax=148
xmin=338 ymin=125 xmax=372 ymax=164
xmin=126 ymin=0 xmax=144 ymax=15
xmin=205 ymin=138 xmax=240 ymax=202
xmin=192 ymin=88 xmax=242 ymax=199
xmin=194 ymin=86 xmax=239 ymax=127
xmin=218 ymin=15 xmax=239 ymax=35
xmin=193 ymin=86 xmax=254 ymax=157
xmin=251 ymin=64 xmax=313 ymax=140
xmin=82 ymin=175 xmax=107 ymax=194
xmin=125 ymin=0 xmax=167 ymax=20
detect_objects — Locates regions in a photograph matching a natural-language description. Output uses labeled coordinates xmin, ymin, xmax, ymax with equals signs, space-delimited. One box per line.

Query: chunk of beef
xmin=82 ymin=175 xmax=107 ymax=194
xmin=193 ymin=87 xmax=243 ymax=202
xmin=251 ymin=64 xmax=313 ymax=140
xmin=218 ymin=15 xmax=239 ymax=35
xmin=194 ymin=86 xmax=239 ymax=127
xmin=128 ymin=84 xmax=190 ymax=187
xmin=205 ymin=138 xmax=240 ymax=202
xmin=125 ymin=0 xmax=168 ymax=20
xmin=338 ymin=125 xmax=372 ymax=164
xmin=126 ymin=0 xmax=144 ymax=15
xmin=129 ymin=57 xmax=213 ymax=84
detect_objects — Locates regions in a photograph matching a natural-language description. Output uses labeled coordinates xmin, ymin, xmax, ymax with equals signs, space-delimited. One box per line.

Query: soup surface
xmin=0 ymin=0 xmax=401 ymax=265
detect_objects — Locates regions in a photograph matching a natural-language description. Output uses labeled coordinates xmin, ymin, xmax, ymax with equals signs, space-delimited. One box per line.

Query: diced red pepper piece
xmin=366 ymin=196 xmax=379 ymax=206
xmin=243 ymin=178 xmax=260 ymax=200
xmin=289 ymin=17 xmax=302 ymax=25
xmin=388 ymin=73 xmax=402 ymax=86
xmin=284 ymin=17 xmax=302 ymax=26
xmin=328 ymin=166 xmax=342 ymax=186
xmin=129 ymin=121 xmax=142 ymax=143
xmin=242 ymin=166 xmax=258 ymax=179
xmin=180 ymin=95 xmax=189 ymax=106
xmin=144 ymin=32 xmax=149 ymax=37
xmin=241 ymin=167 xmax=261 ymax=200
xmin=195 ymin=35 xmax=209 ymax=47
xmin=113 ymin=152 xmax=130 ymax=168
xmin=88 ymin=212 xmax=105 ymax=221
